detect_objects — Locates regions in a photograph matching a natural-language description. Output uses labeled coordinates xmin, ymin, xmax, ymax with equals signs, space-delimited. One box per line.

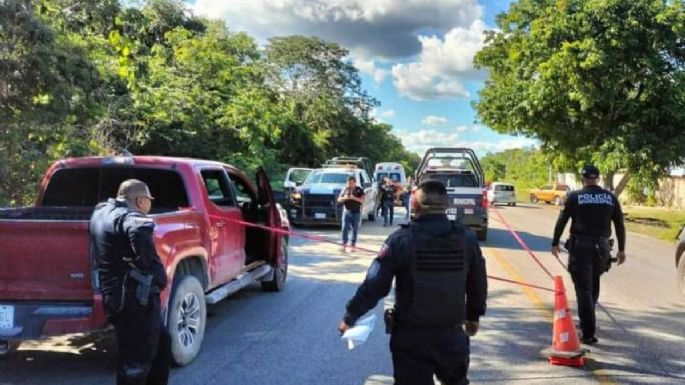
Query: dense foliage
xmin=474 ymin=0 xmax=685 ymax=195
xmin=481 ymin=148 xmax=550 ymax=193
xmin=0 ymin=0 xmax=418 ymax=205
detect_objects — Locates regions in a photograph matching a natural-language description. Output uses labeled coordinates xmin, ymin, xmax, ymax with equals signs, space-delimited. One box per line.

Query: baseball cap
xmin=581 ymin=165 xmax=600 ymax=179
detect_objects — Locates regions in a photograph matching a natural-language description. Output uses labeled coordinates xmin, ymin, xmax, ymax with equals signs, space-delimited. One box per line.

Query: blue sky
xmin=190 ymin=0 xmax=536 ymax=157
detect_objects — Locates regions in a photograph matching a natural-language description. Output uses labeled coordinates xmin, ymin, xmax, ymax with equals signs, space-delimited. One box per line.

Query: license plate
xmin=0 ymin=305 xmax=14 ymax=329
xmin=314 ymin=213 xmax=326 ymax=219
xmin=447 ymin=214 xmax=456 ymax=221
xmin=464 ymin=208 xmax=474 ymax=215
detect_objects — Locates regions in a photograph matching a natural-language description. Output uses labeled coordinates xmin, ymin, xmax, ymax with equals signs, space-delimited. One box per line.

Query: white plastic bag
xmin=341 ymin=314 xmax=377 ymax=350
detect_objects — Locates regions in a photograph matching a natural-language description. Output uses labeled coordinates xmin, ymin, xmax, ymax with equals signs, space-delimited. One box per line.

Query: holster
xmin=568 ymin=236 xmax=614 ymax=272
xmin=128 ymin=269 xmax=154 ymax=306
xmin=384 ymin=308 xmax=395 ymax=334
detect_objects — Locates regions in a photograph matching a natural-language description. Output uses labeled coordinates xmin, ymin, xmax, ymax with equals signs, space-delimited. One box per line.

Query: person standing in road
xmin=339 ymin=180 xmax=488 ymax=385
xmin=338 ymin=176 xmax=366 ymax=252
xmin=402 ymin=176 xmax=414 ymax=219
xmin=551 ymin=165 xmax=626 ymax=345
xmin=90 ymin=179 xmax=170 ymax=385
xmin=381 ymin=177 xmax=398 ymax=227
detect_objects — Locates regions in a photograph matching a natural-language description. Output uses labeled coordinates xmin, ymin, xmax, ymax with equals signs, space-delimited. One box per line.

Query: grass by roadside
xmin=623 ymin=206 xmax=685 ymax=243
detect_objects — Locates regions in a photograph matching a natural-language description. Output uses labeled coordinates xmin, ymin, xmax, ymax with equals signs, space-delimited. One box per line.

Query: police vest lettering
xmin=453 ymin=198 xmax=476 ymax=206
xmin=577 ymin=193 xmax=614 ymax=206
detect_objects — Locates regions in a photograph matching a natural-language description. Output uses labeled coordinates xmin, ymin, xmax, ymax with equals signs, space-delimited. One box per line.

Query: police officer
xmin=551 ymin=165 xmax=626 ymax=345
xmin=339 ymin=180 xmax=488 ymax=385
xmin=381 ymin=177 xmax=398 ymax=227
xmin=90 ymin=179 xmax=170 ymax=385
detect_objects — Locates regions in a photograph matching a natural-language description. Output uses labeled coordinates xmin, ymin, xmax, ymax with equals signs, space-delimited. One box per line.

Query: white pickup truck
xmin=412 ymin=148 xmax=489 ymax=241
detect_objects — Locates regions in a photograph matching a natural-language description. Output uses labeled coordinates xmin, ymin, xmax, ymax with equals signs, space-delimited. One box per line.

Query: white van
xmin=374 ymin=162 xmax=406 ymax=185
xmin=487 ymin=182 xmax=517 ymax=206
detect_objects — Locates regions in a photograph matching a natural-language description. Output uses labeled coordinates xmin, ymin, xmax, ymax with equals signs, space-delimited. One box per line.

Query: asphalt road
xmin=1 ymin=204 xmax=684 ymax=385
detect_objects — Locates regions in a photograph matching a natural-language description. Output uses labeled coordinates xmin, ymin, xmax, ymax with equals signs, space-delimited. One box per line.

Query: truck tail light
xmin=482 ymin=189 xmax=489 ymax=209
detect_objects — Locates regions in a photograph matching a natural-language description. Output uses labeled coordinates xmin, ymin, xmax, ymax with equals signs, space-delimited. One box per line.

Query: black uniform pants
xmin=568 ymin=244 xmax=603 ymax=339
xmin=382 ymin=199 xmax=395 ymax=225
xmin=390 ymin=327 xmax=470 ymax=385
xmin=105 ymin=290 xmax=171 ymax=385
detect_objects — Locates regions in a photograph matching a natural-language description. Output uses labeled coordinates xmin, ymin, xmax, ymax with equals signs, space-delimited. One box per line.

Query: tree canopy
xmin=474 ymin=0 xmax=685 ymax=194
xmin=0 ymin=0 xmax=417 ymax=205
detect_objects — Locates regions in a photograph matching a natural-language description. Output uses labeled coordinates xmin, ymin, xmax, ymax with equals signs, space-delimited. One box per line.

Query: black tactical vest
xmin=405 ymin=222 xmax=467 ymax=327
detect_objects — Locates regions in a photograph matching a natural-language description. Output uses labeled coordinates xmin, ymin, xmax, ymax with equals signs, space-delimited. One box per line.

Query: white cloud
xmin=192 ymin=0 xmax=483 ymax=58
xmin=396 ymin=129 xmax=537 ymax=156
xmin=422 ymin=115 xmax=449 ymax=125
xmin=353 ymin=58 xmax=389 ymax=84
xmin=392 ymin=20 xmax=489 ymax=100
xmin=371 ymin=108 xmax=396 ymax=121
xmin=454 ymin=126 xmax=468 ymax=133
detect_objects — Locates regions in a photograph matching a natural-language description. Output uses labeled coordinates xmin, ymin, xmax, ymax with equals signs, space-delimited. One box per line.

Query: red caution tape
xmin=210 ymin=214 xmax=557 ymax=293
xmin=490 ymin=207 xmax=556 ymax=281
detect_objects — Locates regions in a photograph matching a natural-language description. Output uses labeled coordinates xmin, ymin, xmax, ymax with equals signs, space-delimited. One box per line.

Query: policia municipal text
xmin=339 ymin=180 xmax=488 ymax=385
xmin=552 ymin=165 xmax=627 ymax=345
xmin=90 ymin=180 xmax=171 ymax=385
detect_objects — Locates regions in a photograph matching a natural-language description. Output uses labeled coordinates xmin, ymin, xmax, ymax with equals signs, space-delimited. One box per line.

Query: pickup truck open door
xmin=256 ymin=168 xmax=287 ymax=291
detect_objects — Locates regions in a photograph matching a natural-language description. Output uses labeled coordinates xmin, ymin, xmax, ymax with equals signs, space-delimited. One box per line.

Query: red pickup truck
xmin=0 ymin=155 xmax=289 ymax=365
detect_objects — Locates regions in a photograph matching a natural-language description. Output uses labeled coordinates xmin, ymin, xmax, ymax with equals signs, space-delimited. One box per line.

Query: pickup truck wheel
xmin=0 ymin=340 xmax=20 ymax=356
xmin=476 ymin=228 xmax=488 ymax=242
xmin=262 ymin=241 xmax=288 ymax=292
xmin=677 ymin=256 xmax=685 ymax=297
xmin=168 ymin=275 xmax=206 ymax=366
xmin=529 ymin=195 xmax=538 ymax=203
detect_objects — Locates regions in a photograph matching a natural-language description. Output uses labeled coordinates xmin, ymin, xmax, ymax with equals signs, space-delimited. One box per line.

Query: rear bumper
xmin=491 ymin=196 xmax=517 ymax=204
xmin=0 ymin=296 xmax=107 ymax=341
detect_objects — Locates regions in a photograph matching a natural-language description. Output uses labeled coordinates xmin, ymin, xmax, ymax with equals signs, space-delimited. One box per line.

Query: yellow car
xmin=529 ymin=183 xmax=570 ymax=205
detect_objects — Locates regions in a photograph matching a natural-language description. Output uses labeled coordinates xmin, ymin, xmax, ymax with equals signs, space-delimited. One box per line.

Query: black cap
xmin=581 ymin=165 xmax=600 ymax=179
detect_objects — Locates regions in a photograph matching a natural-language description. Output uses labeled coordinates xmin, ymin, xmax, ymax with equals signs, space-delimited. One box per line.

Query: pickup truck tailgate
xmin=0 ymin=220 xmax=92 ymax=301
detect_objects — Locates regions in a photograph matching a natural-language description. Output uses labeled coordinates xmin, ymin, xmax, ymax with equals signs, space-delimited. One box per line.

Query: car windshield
xmin=305 ymin=171 xmax=353 ymax=184
xmin=289 ymin=169 xmax=312 ymax=185
xmin=376 ymin=172 xmax=401 ymax=182
xmin=425 ymin=174 xmax=477 ymax=188
xmin=495 ymin=185 xmax=514 ymax=191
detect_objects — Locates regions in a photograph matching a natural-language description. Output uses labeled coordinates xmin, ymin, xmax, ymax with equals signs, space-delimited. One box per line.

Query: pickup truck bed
xmin=0 ymin=155 xmax=288 ymax=366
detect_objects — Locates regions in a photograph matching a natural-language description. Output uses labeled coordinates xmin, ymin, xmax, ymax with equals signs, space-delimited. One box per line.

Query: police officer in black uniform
xmin=552 ymin=165 xmax=626 ymax=345
xmin=339 ymin=180 xmax=488 ymax=385
xmin=90 ymin=179 xmax=170 ymax=385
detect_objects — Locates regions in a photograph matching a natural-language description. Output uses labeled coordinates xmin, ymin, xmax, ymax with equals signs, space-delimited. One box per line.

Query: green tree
xmin=474 ymin=0 xmax=685 ymax=195
xmin=481 ymin=148 xmax=550 ymax=192
xmin=265 ymin=36 xmax=379 ymax=166
xmin=0 ymin=0 xmax=106 ymax=205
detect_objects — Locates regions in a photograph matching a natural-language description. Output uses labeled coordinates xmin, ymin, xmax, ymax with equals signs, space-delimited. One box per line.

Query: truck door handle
xmin=215 ymin=221 xmax=226 ymax=228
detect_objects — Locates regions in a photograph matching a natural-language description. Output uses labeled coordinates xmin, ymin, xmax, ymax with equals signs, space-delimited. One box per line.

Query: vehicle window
xmin=228 ymin=174 xmax=254 ymax=205
xmin=288 ymin=169 xmax=311 ymax=185
xmin=200 ymin=169 xmax=235 ymax=207
xmin=42 ymin=167 xmax=189 ymax=211
xmin=389 ymin=173 xmax=401 ymax=182
xmin=542 ymin=185 xmax=552 ymax=190
xmin=556 ymin=185 xmax=567 ymax=191
xmin=425 ymin=174 xmax=477 ymax=188
xmin=495 ymin=185 xmax=514 ymax=191
xmin=376 ymin=172 xmax=388 ymax=181
xmin=305 ymin=170 xmax=353 ymax=184
xmin=359 ymin=172 xmax=368 ymax=186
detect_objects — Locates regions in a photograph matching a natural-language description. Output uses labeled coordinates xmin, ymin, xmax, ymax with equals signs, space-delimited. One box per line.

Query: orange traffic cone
xmin=542 ymin=275 xmax=588 ymax=367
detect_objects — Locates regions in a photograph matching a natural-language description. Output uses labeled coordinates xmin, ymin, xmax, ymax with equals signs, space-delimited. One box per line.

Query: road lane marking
xmin=484 ymin=246 xmax=551 ymax=316
xmin=484 ymin=246 xmax=619 ymax=385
